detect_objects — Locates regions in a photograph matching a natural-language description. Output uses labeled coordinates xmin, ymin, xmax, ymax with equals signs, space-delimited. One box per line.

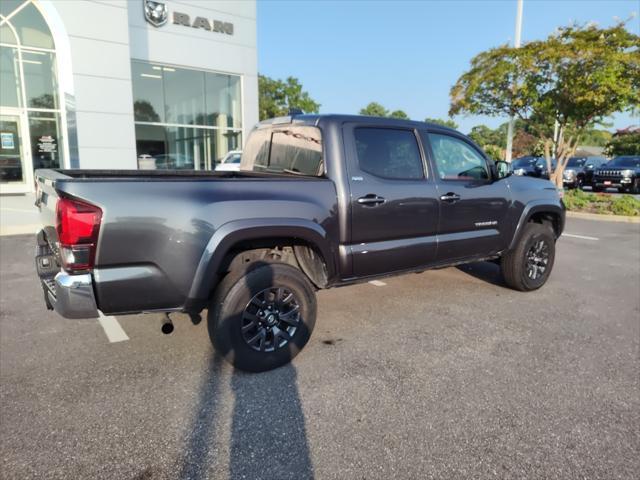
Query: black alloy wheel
xmin=525 ymin=239 xmax=550 ymax=281
xmin=241 ymin=287 xmax=300 ymax=352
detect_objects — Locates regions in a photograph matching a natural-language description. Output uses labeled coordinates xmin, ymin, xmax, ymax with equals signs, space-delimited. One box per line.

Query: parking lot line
xmin=369 ymin=280 xmax=387 ymax=287
xmin=97 ymin=313 xmax=129 ymax=343
xmin=563 ymin=233 xmax=600 ymax=241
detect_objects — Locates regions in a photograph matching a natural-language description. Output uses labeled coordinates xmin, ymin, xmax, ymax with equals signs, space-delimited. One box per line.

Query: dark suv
xmin=562 ymin=156 xmax=608 ymax=189
xmin=593 ymin=156 xmax=640 ymax=193
xmin=512 ymin=156 xmax=556 ymax=179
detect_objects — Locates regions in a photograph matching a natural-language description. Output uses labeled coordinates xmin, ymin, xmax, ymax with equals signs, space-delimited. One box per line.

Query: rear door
xmin=421 ymin=131 xmax=511 ymax=261
xmin=344 ymin=123 xmax=439 ymax=277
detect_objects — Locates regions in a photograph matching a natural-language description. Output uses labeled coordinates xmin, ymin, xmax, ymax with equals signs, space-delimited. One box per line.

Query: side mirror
xmin=495 ymin=161 xmax=511 ymax=179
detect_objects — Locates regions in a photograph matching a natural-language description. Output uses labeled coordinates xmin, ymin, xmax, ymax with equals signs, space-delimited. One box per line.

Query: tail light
xmin=56 ymin=197 xmax=102 ymax=273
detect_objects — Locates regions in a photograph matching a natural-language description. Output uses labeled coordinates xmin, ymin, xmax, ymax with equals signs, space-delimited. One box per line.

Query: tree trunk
xmin=544 ymin=127 xmax=578 ymax=189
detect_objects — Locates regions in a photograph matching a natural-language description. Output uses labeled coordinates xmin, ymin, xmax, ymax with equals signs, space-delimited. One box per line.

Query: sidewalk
xmin=0 ymin=193 xmax=40 ymax=236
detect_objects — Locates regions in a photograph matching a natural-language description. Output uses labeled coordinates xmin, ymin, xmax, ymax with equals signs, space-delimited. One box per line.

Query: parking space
xmin=1 ymin=217 xmax=639 ymax=479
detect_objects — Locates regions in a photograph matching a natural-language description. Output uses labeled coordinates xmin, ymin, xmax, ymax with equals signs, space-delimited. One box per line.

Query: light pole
xmin=505 ymin=0 xmax=524 ymax=162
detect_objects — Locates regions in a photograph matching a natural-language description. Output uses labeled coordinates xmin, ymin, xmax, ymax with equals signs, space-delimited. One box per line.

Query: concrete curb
xmin=566 ymin=211 xmax=640 ymax=223
xmin=0 ymin=225 xmax=40 ymax=236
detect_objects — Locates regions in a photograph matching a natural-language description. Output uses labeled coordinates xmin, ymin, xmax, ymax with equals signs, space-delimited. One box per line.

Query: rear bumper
xmin=42 ymin=272 xmax=100 ymax=319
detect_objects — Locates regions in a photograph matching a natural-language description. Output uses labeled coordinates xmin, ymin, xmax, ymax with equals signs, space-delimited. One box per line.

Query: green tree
xmin=469 ymin=124 xmax=504 ymax=148
xmin=605 ymin=130 xmax=640 ymax=156
xmin=258 ymin=74 xmax=320 ymax=120
xmin=579 ymin=129 xmax=613 ymax=147
xmin=450 ymin=21 xmax=639 ymax=187
xmin=389 ymin=110 xmax=409 ymax=119
xmin=359 ymin=102 xmax=389 ymax=117
xmin=425 ymin=117 xmax=458 ymax=129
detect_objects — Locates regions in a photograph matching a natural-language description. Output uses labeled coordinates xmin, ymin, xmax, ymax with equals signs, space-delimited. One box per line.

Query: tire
xmin=501 ymin=222 xmax=556 ymax=292
xmin=631 ymin=179 xmax=640 ymax=195
xmin=618 ymin=187 xmax=627 ymax=194
xmin=208 ymin=261 xmax=317 ymax=372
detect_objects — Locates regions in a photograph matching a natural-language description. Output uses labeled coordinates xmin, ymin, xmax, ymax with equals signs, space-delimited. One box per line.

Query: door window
xmin=0 ymin=116 xmax=24 ymax=182
xmin=354 ymin=128 xmax=424 ymax=179
xmin=428 ymin=133 xmax=489 ymax=181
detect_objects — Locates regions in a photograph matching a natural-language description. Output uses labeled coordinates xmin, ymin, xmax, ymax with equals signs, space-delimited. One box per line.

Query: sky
xmin=257 ymin=0 xmax=639 ymax=134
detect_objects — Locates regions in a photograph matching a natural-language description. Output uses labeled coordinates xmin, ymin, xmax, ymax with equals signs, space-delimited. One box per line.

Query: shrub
xmin=563 ymin=190 xmax=640 ymax=216
xmin=611 ymin=195 xmax=640 ymax=216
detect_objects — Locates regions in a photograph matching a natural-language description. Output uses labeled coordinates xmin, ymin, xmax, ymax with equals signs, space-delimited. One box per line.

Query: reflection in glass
xmin=29 ymin=111 xmax=62 ymax=169
xmin=132 ymin=61 xmax=165 ymax=123
xmin=23 ymin=50 xmax=58 ymax=109
xmin=0 ymin=0 xmax=26 ymax=18
xmin=163 ymin=67 xmax=205 ymax=125
xmin=8 ymin=2 xmax=54 ymax=49
xmin=0 ymin=23 xmax=18 ymax=45
xmin=0 ymin=46 xmax=21 ymax=107
xmin=206 ymin=73 xmax=241 ymax=128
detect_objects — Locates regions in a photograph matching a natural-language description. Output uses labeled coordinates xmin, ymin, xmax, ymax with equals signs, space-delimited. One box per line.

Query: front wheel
xmin=500 ymin=222 xmax=556 ymax=291
xmin=208 ymin=262 xmax=317 ymax=372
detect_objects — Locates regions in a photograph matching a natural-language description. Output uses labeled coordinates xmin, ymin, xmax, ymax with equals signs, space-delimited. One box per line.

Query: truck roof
xmin=257 ymin=113 xmax=460 ymax=134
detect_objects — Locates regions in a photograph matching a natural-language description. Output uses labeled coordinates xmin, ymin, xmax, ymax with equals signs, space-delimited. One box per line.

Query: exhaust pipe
xmin=161 ymin=313 xmax=174 ymax=335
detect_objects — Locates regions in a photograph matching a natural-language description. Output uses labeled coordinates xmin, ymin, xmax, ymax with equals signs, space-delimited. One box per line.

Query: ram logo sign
xmin=142 ymin=0 xmax=234 ymax=35
xmin=143 ymin=0 xmax=168 ymax=28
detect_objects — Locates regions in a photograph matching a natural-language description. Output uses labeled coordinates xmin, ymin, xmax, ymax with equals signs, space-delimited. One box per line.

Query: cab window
xmin=428 ymin=133 xmax=489 ymax=181
xmin=354 ymin=127 xmax=424 ymax=180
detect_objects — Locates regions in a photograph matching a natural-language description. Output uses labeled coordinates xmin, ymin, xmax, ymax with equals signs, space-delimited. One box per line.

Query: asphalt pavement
xmin=1 ymin=218 xmax=639 ymax=479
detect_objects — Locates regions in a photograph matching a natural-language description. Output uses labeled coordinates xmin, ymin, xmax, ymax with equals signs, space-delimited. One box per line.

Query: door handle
xmin=440 ymin=192 xmax=461 ymax=203
xmin=357 ymin=194 xmax=386 ymax=206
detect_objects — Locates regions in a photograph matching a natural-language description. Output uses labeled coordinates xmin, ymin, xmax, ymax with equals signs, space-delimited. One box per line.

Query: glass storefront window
xmin=206 ymin=73 xmax=241 ymax=128
xmin=132 ymin=62 xmax=165 ymax=123
xmin=6 ymin=2 xmax=54 ymax=49
xmin=0 ymin=1 xmax=25 ymax=17
xmin=0 ymin=115 xmax=24 ymax=182
xmin=1 ymin=1 xmax=64 ymax=192
xmin=163 ymin=67 xmax=206 ymax=126
xmin=132 ymin=60 xmax=243 ymax=171
xmin=0 ymin=23 xmax=18 ymax=45
xmin=29 ymin=111 xmax=62 ymax=170
xmin=23 ymin=50 xmax=58 ymax=109
xmin=0 ymin=46 xmax=21 ymax=107
xmin=135 ymin=123 xmax=241 ymax=170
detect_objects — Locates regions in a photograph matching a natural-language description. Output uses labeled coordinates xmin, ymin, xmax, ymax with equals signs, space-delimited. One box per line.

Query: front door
xmin=345 ymin=124 xmax=440 ymax=277
xmin=0 ymin=110 xmax=32 ymax=194
xmin=422 ymin=131 xmax=511 ymax=261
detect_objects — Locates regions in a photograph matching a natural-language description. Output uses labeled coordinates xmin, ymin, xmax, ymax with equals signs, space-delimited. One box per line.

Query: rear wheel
xmin=208 ymin=262 xmax=316 ymax=372
xmin=501 ymin=222 xmax=556 ymax=292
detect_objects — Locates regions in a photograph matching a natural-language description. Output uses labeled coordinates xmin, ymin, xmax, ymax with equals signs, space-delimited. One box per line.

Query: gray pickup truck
xmin=35 ymin=114 xmax=564 ymax=371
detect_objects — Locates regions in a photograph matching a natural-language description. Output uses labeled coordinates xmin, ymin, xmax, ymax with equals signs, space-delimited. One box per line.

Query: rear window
xmin=241 ymin=126 xmax=323 ymax=176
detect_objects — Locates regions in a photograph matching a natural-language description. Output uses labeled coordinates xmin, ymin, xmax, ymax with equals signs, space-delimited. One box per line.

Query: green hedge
xmin=563 ymin=189 xmax=640 ymax=216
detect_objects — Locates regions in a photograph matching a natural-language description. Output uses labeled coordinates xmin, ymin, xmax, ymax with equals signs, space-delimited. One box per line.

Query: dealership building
xmin=0 ymin=0 xmax=258 ymax=194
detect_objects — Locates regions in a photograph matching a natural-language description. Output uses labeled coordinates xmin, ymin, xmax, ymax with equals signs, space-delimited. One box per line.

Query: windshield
xmin=567 ymin=157 xmax=586 ymax=167
xmin=608 ymin=156 xmax=640 ymax=168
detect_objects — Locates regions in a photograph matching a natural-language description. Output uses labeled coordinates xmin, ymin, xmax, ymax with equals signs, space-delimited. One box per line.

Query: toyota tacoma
xmin=34 ymin=114 xmax=565 ymax=372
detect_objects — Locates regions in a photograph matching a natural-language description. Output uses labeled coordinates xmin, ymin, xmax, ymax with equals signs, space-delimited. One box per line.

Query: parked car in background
xmin=215 ymin=150 xmax=242 ymax=172
xmin=593 ymin=156 xmax=640 ymax=193
xmin=512 ymin=156 xmax=556 ymax=179
xmin=562 ymin=156 xmax=608 ymax=189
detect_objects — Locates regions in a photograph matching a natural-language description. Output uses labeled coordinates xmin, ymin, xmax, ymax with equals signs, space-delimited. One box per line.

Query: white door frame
xmin=0 ymin=107 xmax=33 ymax=195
